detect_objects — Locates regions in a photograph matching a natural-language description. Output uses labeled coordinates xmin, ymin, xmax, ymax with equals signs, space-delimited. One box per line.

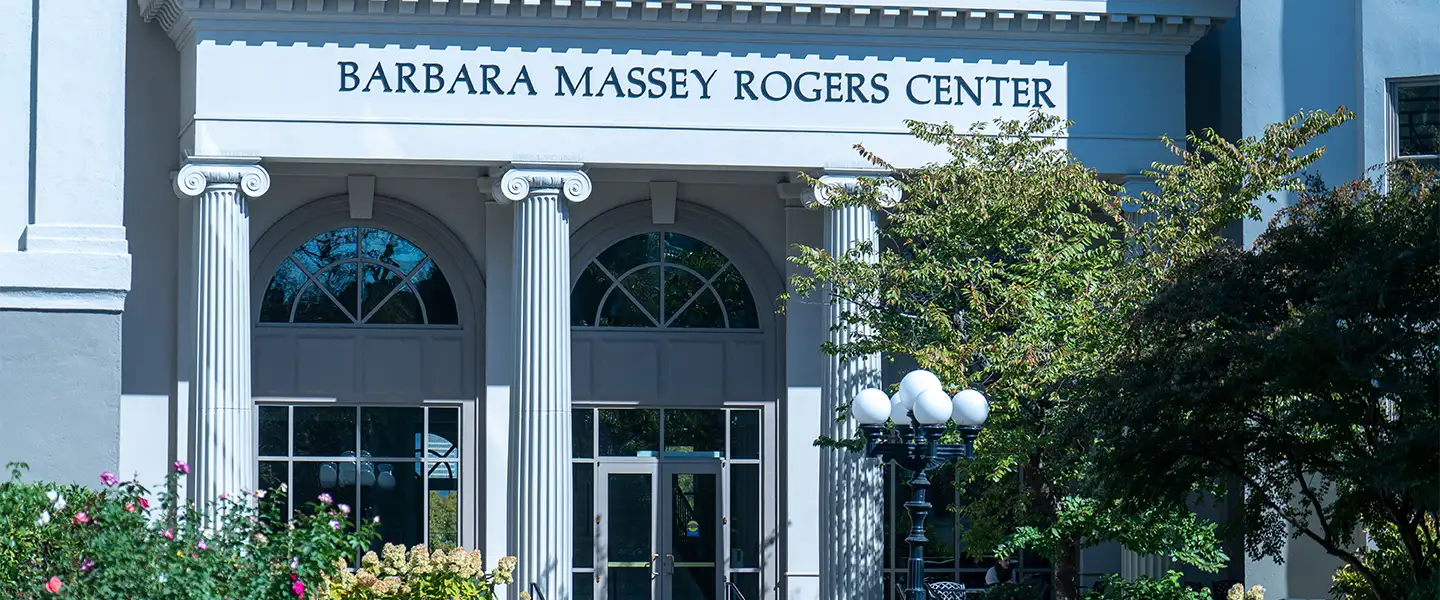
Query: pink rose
xmin=124 ymin=503 xmax=135 ymax=513
xmin=72 ymin=512 xmax=89 ymax=525
xmin=99 ymin=472 xmax=118 ymax=487
xmin=161 ymin=528 xmax=174 ymax=540
xmin=173 ymin=461 xmax=190 ymax=475
xmin=45 ymin=576 xmax=62 ymax=594
xmin=317 ymin=493 xmax=332 ymax=505
xmin=138 ymin=497 xmax=150 ymax=510
xmin=197 ymin=540 xmax=208 ymax=551
xmin=291 ymin=579 xmax=306 ymax=598
xmin=329 ymin=520 xmax=341 ymax=530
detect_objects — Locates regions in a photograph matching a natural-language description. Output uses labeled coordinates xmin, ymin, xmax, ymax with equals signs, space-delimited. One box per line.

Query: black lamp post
xmin=849 ymin=370 xmax=990 ymax=600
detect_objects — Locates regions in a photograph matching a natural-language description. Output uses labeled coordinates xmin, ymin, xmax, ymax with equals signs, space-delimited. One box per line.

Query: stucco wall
xmin=0 ymin=311 xmax=123 ymax=484
xmin=1360 ymin=0 xmax=1440 ymax=169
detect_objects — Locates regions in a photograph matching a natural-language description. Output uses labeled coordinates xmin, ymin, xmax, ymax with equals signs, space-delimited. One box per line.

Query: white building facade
xmin=3 ymin=1 xmax=1435 ymax=599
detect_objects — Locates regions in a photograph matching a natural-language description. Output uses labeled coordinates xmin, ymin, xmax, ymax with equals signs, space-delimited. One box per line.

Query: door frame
xmin=659 ymin=460 xmax=725 ymax=600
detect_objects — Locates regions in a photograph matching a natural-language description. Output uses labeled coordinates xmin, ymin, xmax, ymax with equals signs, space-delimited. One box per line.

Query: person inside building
xmin=984 ymin=555 xmax=1019 ymax=586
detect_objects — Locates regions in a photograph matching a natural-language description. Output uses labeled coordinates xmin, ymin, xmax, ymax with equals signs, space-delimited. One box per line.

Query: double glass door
xmin=595 ymin=461 xmax=722 ymax=600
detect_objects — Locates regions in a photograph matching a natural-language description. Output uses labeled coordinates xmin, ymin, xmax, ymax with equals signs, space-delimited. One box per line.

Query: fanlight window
xmin=260 ymin=226 xmax=458 ymax=325
xmin=572 ymin=231 xmax=759 ymax=329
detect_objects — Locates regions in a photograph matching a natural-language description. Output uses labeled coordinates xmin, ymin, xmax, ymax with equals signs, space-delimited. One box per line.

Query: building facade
xmin=0 ymin=1 xmax=1434 ymax=600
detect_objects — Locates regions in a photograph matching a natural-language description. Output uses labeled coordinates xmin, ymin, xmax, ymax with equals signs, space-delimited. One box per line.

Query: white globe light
xmin=852 ymin=388 xmax=892 ymax=425
xmin=319 ymin=463 xmax=338 ymax=488
xmin=951 ymin=389 xmax=989 ymax=426
xmin=912 ymin=387 xmax=954 ymax=424
xmin=890 ymin=395 xmax=910 ymax=423
xmin=898 ymin=370 xmax=944 ymax=408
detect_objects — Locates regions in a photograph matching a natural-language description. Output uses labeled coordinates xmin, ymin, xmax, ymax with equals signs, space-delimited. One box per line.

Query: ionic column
xmin=173 ymin=158 xmax=271 ymax=510
xmin=493 ymin=164 xmax=592 ymax=600
xmin=810 ymin=174 xmax=900 ymax=600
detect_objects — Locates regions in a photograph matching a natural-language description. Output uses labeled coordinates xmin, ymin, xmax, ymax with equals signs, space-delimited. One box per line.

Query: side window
xmin=1393 ymin=77 xmax=1440 ymax=164
xmin=259 ymin=226 xmax=459 ymax=325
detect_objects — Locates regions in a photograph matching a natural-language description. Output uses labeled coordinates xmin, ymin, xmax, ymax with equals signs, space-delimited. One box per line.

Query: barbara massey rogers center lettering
xmin=337 ymin=60 xmax=1058 ymax=107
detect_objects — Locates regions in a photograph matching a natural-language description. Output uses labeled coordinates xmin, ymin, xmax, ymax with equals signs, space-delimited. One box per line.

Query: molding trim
xmin=777 ymin=171 xmax=901 ymax=208
xmin=173 ymin=157 xmax=272 ymax=199
xmin=0 ymin=251 xmax=132 ymax=313
xmin=138 ymin=0 xmax=1226 ymax=43
xmin=489 ymin=163 xmax=593 ymax=203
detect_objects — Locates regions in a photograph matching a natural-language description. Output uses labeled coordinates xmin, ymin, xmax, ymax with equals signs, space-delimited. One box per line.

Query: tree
xmin=1080 ymin=159 xmax=1440 ymax=600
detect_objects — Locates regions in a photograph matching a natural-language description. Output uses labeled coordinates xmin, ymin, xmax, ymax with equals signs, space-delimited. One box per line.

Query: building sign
xmin=195 ymin=43 xmax=1066 ymax=135
xmin=336 ymin=60 xmax=1059 ymax=109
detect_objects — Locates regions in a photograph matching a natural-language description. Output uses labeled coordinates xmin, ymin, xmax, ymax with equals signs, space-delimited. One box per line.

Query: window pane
xmin=293 ymin=283 xmax=353 ymax=323
xmin=260 ymin=258 xmax=307 ymax=323
xmin=713 ymin=265 xmax=759 ymax=329
xmin=572 ymin=263 xmax=613 ymax=326
xmin=729 ymin=464 xmax=761 ymax=569
xmin=360 ymin=407 xmax=424 ymax=459
xmin=292 ymin=227 xmax=358 ymax=273
xmin=362 ymin=460 xmax=425 ymax=551
xmin=574 ymin=409 xmax=594 ymax=458
xmin=663 ymin=410 xmax=725 ymax=457
xmin=360 ymin=264 xmax=417 ymax=323
xmin=294 ymin=460 xmax=359 ymax=520
xmin=428 ymin=489 xmax=459 ymax=551
xmin=671 ymin=288 xmax=726 ymax=329
xmin=315 ymin=263 xmax=361 ymax=318
xmin=729 ymin=410 xmax=760 ymax=460
xmin=575 ymin=463 xmax=594 ymax=567
xmin=361 ymin=228 xmax=427 ymax=274
xmin=258 ymin=406 xmax=289 ymax=457
xmin=293 ymin=406 xmax=356 ymax=456
xmin=619 ymin=266 xmax=662 ymax=324
xmin=410 ymin=260 xmax=459 ymax=325
xmin=1398 ymin=84 xmax=1440 ymax=156
xmin=730 ymin=572 xmax=761 ymax=600
xmin=599 ymin=288 xmax=656 ymax=327
xmin=599 ymin=409 xmax=659 ymax=457
xmin=575 ymin=572 xmax=595 ymax=600
xmin=662 ymin=233 xmax=727 ymax=280
xmin=259 ymin=460 xmax=288 ymax=495
xmin=428 ymin=407 xmax=461 ymax=460
xmin=597 ymin=233 xmax=660 ymax=278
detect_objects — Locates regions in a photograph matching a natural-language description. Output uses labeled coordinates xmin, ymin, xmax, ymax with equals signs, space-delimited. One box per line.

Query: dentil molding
xmin=173 ymin=158 xmax=272 ymax=199
xmin=489 ymin=164 xmax=593 ymax=203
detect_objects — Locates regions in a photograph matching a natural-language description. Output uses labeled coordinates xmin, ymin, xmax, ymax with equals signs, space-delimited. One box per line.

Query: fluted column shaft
xmin=496 ymin=165 xmax=592 ymax=600
xmin=812 ymin=175 xmax=896 ymax=600
xmin=174 ymin=159 xmax=271 ymax=511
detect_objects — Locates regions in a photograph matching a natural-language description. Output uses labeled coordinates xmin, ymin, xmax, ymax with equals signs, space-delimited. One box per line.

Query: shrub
xmin=0 ymin=461 xmax=377 ymax=599
xmin=323 ymin=543 xmax=517 ymax=599
xmin=1083 ymin=571 xmax=1209 ymax=600
xmin=1330 ymin=515 xmax=1440 ymax=600
xmin=979 ymin=582 xmax=1043 ymax=600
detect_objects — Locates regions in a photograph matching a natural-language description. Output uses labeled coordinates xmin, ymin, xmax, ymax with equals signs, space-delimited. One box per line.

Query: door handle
xmin=649 ymin=553 xmax=660 ymax=580
xmin=664 ymin=553 xmax=675 ymax=575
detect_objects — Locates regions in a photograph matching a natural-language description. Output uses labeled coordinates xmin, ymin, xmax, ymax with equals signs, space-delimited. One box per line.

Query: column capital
xmin=491 ymin=163 xmax=592 ymax=204
xmin=780 ymin=172 xmax=901 ymax=209
xmin=174 ymin=157 xmax=271 ymax=199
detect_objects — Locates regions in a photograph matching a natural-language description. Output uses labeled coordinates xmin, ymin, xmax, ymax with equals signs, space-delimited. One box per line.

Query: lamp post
xmin=850 ymin=370 xmax=990 ymax=600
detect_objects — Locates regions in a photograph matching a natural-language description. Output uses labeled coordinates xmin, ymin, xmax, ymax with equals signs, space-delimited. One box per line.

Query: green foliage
xmin=323 ymin=543 xmax=517 ymax=599
xmin=1331 ymin=515 xmax=1440 ymax=600
xmin=1082 ymin=571 xmax=1209 ymax=600
xmin=0 ymin=461 xmax=377 ymax=599
xmin=979 ymin=582 xmax=1044 ymax=600
xmin=996 ymin=497 xmax=1225 ymax=573
xmin=1083 ymin=156 xmax=1439 ymax=600
xmin=427 ymin=492 xmax=459 ymax=552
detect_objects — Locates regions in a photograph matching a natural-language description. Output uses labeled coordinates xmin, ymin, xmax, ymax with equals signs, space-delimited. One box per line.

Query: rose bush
xmin=0 ymin=461 xmax=379 ymax=599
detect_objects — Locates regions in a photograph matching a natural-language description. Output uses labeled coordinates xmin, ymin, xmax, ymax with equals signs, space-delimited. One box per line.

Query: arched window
xmin=259 ymin=226 xmax=458 ymax=325
xmin=572 ymin=231 xmax=759 ymax=329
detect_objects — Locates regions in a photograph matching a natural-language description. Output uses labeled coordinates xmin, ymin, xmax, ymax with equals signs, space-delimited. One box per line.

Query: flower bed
xmin=0 ymin=462 xmax=516 ymax=599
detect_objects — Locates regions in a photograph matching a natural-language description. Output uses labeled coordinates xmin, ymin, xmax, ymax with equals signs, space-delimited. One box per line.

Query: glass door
xmin=661 ymin=461 xmax=723 ymax=600
xmin=597 ymin=463 xmax=660 ymax=600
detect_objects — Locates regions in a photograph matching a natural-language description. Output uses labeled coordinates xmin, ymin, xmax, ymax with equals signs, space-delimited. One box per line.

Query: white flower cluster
xmin=34 ymin=490 xmax=66 ymax=526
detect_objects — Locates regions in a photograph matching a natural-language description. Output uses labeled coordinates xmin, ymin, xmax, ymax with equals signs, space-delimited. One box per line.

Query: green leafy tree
xmin=788 ymin=108 xmax=1353 ymax=600
xmin=1081 ymin=156 xmax=1439 ymax=600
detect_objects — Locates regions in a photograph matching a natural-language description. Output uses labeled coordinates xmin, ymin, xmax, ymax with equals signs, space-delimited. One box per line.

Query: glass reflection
xmin=599 ymin=410 xmax=659 ymax=457
xmin=258 ymin=406 xmax=288 ymax=456
xmin=293 ymin=406 xmax=355 ymax=457
xmin=360 ymin=407 xmax=423 ymax=459
xmin=664 ymin=410 xmax=725 ymax=456
xmin=729 ymin=411 xmax=760 ymax=460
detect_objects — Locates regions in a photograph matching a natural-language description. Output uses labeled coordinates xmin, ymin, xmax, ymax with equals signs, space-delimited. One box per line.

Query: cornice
xmin=138 ymin=0 xmax=1228 ymax=45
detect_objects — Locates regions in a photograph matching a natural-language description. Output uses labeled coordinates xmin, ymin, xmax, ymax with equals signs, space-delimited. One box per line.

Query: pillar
xmin=173 ymin=158 xmax=270 ymax=509
xmin=811 ymin=174 xmax=899 ymax=600
xmin=493 ymin=163 xmax=592 ymax=600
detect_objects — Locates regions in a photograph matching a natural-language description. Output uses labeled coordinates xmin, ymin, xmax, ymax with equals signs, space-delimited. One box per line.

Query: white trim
xmin=0 ymin=250 xmax=131 ymax=312
xmin=1387 ymin=74 xmax=1440 ymax=162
